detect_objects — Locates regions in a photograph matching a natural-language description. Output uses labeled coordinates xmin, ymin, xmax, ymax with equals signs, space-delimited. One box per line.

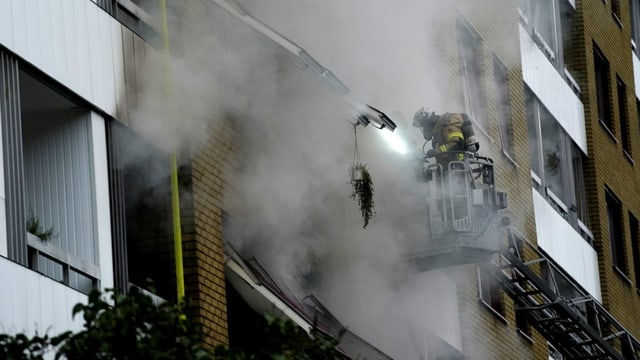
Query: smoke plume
xmin=127 ymin=0 xmax=498 ymax=358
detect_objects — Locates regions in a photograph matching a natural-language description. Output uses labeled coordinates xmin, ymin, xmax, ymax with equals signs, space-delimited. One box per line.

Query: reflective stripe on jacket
xmin=433 ymin=113 xmax=466 ymax=154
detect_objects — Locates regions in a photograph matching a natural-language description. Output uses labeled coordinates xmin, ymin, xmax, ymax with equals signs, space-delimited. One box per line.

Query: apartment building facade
xmin=2 ymin=0 xmax=640 ymax=359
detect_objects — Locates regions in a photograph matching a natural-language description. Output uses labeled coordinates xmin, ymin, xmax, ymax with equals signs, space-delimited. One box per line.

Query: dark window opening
xmin=594 ymin=45 xmax=613 ymax=132
xmin=617 ymin=76 xmax=632 ymax=157
xmin=109 ymin=122 xmax=175 ymax=301
xmin=515 ymin=302 xmax=532 ymax=339
xmin=606 ymin=189 xmax=627 ymax=274
xmin=478 ymin=266 xmax=504 ymax=316
xmin=493 ymin=57 xmax=516 ymax=162
xmin=630 ymin=214 xmax=640 ymax=291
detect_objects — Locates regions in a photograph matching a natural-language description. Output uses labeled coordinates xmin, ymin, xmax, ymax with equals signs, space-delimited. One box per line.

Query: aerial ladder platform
xmin=499 ymin=230 xmax=640 ymax=359
xmin=406 ymin=152 xmax=640 ymax=359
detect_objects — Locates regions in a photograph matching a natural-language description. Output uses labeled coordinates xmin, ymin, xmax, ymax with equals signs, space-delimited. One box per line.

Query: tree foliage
xmin=0 ymin=288 xmax=344 ymax=360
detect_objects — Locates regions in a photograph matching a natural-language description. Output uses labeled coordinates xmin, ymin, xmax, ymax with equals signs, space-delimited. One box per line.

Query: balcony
xmin=519 ymin=25 xmax=587 ymax=154
xmin=532 ymin=190 xmax=601 ymax=301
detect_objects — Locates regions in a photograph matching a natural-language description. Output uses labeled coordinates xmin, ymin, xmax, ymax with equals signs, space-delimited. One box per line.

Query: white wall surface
xmin=0 ymin=0 xmax=128 ymax=117
xmin=519 ymin=25 xmax=587 ymax=154
xmin=91 ymin=112 xmax=114 ymax=289
xmin=532 ymin=190 xmax=602 ymax=301
xmin=405 ymin=270 xmax=462 ymax=352
xmin=633 ymin=52 xmax=640 ymax=101
xmin=0 ymin=256 xmax=86 ymax=336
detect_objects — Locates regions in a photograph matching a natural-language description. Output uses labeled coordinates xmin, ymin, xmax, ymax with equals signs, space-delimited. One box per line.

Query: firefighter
xmin=412 ymin=107 xmax=479 ymax=167
xmin=413 ymin=108 xmax=480 ymax=227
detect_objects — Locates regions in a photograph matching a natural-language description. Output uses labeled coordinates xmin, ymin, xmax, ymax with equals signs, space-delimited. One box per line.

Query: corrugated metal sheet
xmin=0 ymin=50 xmax=28 ymax=265
xmin=519 ymin=25 xmax=587 ymax=154
xmin=0 ymin=0 xmax=126 ymax=117
xmin=106 ymin=119 xmax=129 ymax=292
xmin=532 ymin=190 xmax=602 ymax=301
xmin=22 ymin=110 xmax=98 ymax=264
xmin=0 ymin=256 xmax=85 ymax=336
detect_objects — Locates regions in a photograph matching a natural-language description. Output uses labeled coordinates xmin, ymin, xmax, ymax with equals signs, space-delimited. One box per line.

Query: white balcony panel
xmin=532 ymin=190 xmax=601 ymax=301
xmin=633 ymin=52 xmax=640 ymax=100
xmin=0 ymin=200 xmax=6 ymax=257
xmin=0 ymin=0 xmax=127 ymax=118
xmin=0 ymin=256 xmax=85 ymax=335
xmin=91 ymin=112 xmax=114 ymax=289
xmin=520 ymin=25 xmax=587 ymax=154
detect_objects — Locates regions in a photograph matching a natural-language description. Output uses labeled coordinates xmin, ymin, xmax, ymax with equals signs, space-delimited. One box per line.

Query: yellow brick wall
xmin=182 ymin=118 xmax=234 ymax=348
xmin=569 ymin=0 xmax=640 ymax=340
xmin=441 ymin=0 xmax=548 ymax=358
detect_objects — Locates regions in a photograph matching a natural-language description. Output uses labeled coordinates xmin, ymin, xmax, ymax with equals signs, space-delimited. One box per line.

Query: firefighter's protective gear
xmin=461 ymin=113 xmax=479 ymax=153
xmin=413 ymin=107 xmax=438 ymax=141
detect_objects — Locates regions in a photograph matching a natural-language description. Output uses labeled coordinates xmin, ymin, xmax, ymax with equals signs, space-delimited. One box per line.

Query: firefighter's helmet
xmin=413 ymin=107 xmax=437 ymax=128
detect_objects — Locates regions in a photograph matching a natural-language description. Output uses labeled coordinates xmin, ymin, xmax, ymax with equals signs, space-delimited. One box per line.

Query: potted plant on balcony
xmin=26 ymin=209 xmax=54 ymax=242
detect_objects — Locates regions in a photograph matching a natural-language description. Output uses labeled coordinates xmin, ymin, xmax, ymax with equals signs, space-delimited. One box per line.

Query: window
xmin=0 ymin=53 xmax=100 ymax=294
xmin=606 ymin=189 xmax=627 ymax=275
xmin=594 ymin=45 xmax=613 ymax=132
xmin=617 ymin=76 xmax=632 ymax=157
xmin=518 ymin=0 xmax=575 ymax=69
xmin=631 ymin=0 xmax=640 ymax=53
xmin=526 ymin=87 xmax=591 ymax=242
xmin=478 ymin=266 xmax=504 ymax=317
xmin=95 ymin=0 xmax=160 ymax=44
xmin=630 ymin=214 xmax=640 ymax=291
xmin=515 ymin=301 xmax=532 ymax=340
xmin=493 ymin=57 xmax=516 ymax=162
xmin=458 ymin=20 xmax=488 ymax=134
xmin=108 ymin=121 xmax=176 ymax=301
xmin=612 ymin=0 xmax=623 ymax=25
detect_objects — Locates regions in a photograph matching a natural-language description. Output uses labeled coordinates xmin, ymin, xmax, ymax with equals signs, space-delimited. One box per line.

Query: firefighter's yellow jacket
xmin=433 ymin=113 xmax=466 ymax=155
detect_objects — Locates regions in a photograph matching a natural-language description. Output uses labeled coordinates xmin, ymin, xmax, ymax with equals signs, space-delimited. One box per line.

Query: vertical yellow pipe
xmin=159 ymin=0 xmax=185 ymax=302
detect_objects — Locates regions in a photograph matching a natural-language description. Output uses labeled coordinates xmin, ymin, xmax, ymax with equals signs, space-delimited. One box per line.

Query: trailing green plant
xmin=350 ymin=164 xmax=375 ymax=228
xmin=26 ymin=210 xmax=54 ymax=242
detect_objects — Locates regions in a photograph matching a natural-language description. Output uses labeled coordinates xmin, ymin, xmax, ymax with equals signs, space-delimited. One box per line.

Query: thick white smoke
xmin=127 ymin=0 xmax=494 ymax=359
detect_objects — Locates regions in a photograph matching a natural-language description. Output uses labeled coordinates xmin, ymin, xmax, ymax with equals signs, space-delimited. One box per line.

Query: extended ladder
xmin=497 ymin=229 xmax=640 ymax=359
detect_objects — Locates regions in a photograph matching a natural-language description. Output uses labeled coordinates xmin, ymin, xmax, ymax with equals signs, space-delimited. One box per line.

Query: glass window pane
xmin=526 ymin=90 xmax=542 ymax=177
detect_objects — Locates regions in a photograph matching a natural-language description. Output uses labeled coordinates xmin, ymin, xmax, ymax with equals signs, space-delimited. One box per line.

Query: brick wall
xmin=569 ymin=0 xmax=640 ymax=340
xmin=181 ymin=118 xmax=234 ymax=348
xmin=440 ymin=0 xmax=548 ymax=358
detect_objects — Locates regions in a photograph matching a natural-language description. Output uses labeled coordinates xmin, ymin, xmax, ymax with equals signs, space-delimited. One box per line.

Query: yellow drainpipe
xmin=159 ymin=0 xmax=186 ymax=302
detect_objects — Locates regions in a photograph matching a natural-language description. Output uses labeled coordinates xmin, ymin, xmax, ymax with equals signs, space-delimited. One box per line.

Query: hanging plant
xmin=350 ymin=163 xmax=375 ymax=228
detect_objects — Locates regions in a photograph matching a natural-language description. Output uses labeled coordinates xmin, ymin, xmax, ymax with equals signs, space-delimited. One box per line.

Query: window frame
xmin=526 ymin=87 xmax=592 ymax=243
xmin=617 ymin=75 xmax=632 ymax=160
xmin=631 ymin=0 xmax=640 ymax=53
xmin=606 ymin=188 xmax=628 ymax=277
xmin=477 ymin=266 xmax=507 ymax=321
xmin=594 ymin=44 xmax=614 ymax=135
xmin=457 ymin=19 xmax=489 ymax=137
xmin=629 ymin=213 xmax=640 ymax=293
xmin=493 ymin=56 xmax=517 ymax=164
